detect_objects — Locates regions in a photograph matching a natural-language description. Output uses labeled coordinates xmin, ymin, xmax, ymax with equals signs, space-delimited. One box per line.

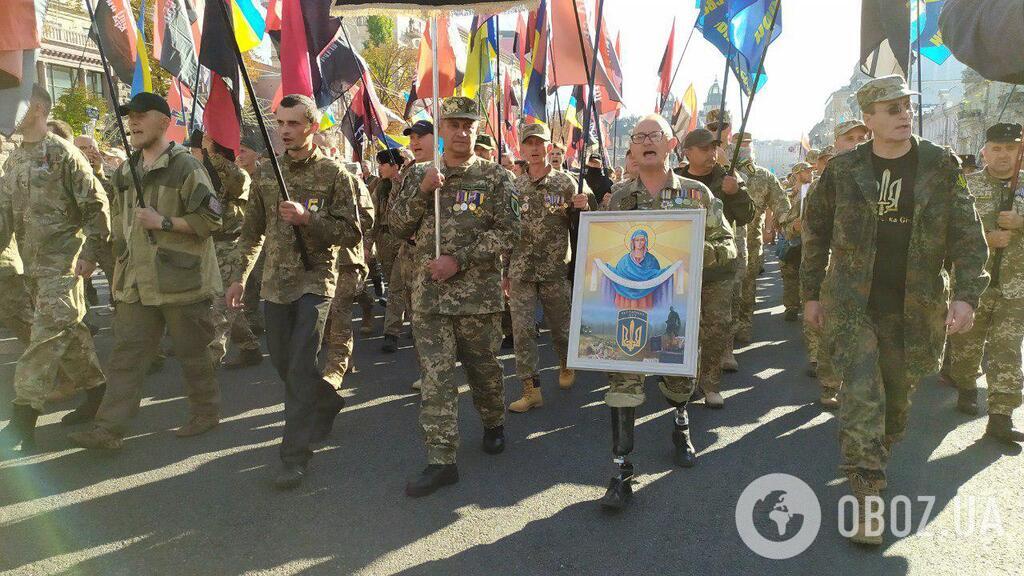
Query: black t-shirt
xmin=869 ymin=141 xmax=918 ymax=312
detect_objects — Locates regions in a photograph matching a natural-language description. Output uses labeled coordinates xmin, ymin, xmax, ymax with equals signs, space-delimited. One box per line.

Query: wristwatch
xmin=161 ymin=216 xmax=173 ymax=232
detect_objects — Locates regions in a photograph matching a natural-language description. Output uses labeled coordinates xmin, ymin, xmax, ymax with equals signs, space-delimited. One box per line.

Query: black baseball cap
xmin=985 ymin=123 xmax=1023 ymax=143
xmin=117 ymin=92 xmax=171 ymax=117
xmin=683 ymin=128 xmax=717 ymax=148
xmin=377 ymin=148 xmax=405 ymax=166
xmin=403 ymin=120 xmax=434 ymax=136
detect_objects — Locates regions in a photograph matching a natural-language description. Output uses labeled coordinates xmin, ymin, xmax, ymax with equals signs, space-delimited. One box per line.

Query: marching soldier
xmin=68 ymin=92 xmax=222 ymax=451
xmin=0 ymin=86 xmax=110 ymax=451
xmin=779 ymin=163 xmax=813 ymax=323
xmin=390 ymin=96 xmax=521 ymax=497
xmin=949 ymin=122 xmax=1024 ymax=444
xmin=505 ymin=123 xmax=594 ymax=413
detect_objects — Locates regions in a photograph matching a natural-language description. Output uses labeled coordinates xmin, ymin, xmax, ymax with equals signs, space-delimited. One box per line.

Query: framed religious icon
xmin=567 ymin=210 xmax=706 ymax=377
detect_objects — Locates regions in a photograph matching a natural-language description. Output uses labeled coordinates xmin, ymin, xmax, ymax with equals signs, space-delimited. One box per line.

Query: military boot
xmin=359 ymin=305 xmax=375 ymax=336
xmin=558 ymin=363 xmax=576 ymax=389
xmin=61 ymin=384 xmax=106 ymax=426
xmin=482 ymin=425 xmax=505 ymax=454
xmin=956 ymin=387 xmax=979 ymax=416
xmin=0 ymin=404 xmax=41 ymax=452
xmin=985 ymin=414 xmax=1024 ymax=444
xmin=405 ymin=464 xmax=459 ymax=497
xmin=600 ymin=407 xmax=636 ymax=510
xmin=848 ymin=473 xmax=884 ymax=546
xmin=509 ymin=377 xmax=543 ymax=413
xmin=67 ymin=426 xmax=123 ymax=450
xmin=721 ymin=349 xmax=739 ymax=372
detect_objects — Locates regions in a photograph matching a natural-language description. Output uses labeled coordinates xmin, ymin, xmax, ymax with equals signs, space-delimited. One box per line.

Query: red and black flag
xmin=90 ymin=0 xmax=139 ymax=86
xmin=656 ymin=18 xmax=675 ymax=113
xmin=199 ymin=0 xmax=241 ymax=152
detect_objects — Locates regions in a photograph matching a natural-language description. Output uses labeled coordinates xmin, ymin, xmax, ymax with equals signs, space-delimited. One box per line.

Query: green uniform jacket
xmin=968 ymin=168 xmax=1024 ymax=299
xmin=390 ymin=155 xmax=521 ymax=316
xmin=108 ymin=143 xmax=222 ymax=306
xmin=337 ymin=171 xmax=375 ymax=272
xmin=801 ymin=138 xmax=990 ymax=379
xmin=604 ymin=173 xmax=737 ymax=282
xmin=0 ymin=134 xmax=110 ymax=277
xmin=207 ymin=152 xmax=250 ymax=239
xmin=736 ymin=160 xmax=791 ymax=217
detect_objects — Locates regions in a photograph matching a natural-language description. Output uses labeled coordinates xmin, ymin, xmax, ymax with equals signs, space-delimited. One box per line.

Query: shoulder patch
xmin=956 ymin=173 xmax=968 ymax=190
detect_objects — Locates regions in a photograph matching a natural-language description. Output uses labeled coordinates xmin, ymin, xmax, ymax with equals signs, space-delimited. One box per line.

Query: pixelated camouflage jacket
xmin=735 ymin=160 xmax=791 ymax=220
xmin=0 ymin=134 xmax=110 ymax=278
xmin=968 ymin=168 xmax=1024 ymax=299
xmin=604 ymin=172 xmax=737 ymax=282
xmin=508 ymin=168 xmax=593 ymax=282
xmin=108 ymin=143 xmax=221 ymax=306
xmin=234 ymin=146 xmax=364 ymax=304
xmin=206 ymin=152 xmax=250 ymax=239
xmin=390 ymin=155 xmax=521 ymax=315
xmin=801 ymin=137 xmax=990 ymax=379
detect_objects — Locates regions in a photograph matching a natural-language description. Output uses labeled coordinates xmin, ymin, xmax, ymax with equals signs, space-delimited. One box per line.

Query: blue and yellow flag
xmin=911 ymin=0 xmax=951 ymax=65
xmin=698 ymin=0 xmax=780 ymax=95
xmin=460 ymin=16 xmax=497 ymax=100
xmin=232 ymin=0 xmax=267 ymax=53
xmin=523 ymin=0 xmax=549 ymax=121
xmin=131 ymin=0 xmax=153 ymax=96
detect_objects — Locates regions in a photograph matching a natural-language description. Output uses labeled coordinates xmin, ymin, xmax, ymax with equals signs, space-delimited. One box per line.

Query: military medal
xmin=307 ymin=198 xmax=321 ymax=213
xmin=453 ymin=191 xmax=464 ymax=212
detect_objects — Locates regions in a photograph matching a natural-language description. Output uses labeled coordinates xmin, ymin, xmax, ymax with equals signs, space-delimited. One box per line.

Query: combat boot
xmin=406 ymin=464 xmax=459 ymax=497
xmin=223 ymin=348 xmax=263 ymax=370
xmin=61 ymin=383 xmax=106 ymax=426
xmin=311 ymin=394 xmax=347 ymax=444
xmin=671 ymin=404 xmax=697 ymax=468
xmin=360 ymin=306 xmax=374 ymax=336
xmin=985 ymin=414 xmax=1024 ymax=444
xmin=482 ymin=425 xmax=505 ymax=454
xmin=0 ymin=404 xmax=40 ymax=452
xmin=67 ymin=426 xmax=123 ymax=450
xmin=806 ymin=361 xmax=818 ymax=378
xmin=600 ymin=407 xmax=636 ymax=510
xmin=175 ymin=416 xmax=220 ymax=437
xmin=509 ymin=377 xmax=543 ymax=413
xmin=558 ymin=363 xmax=576 ymax=389
xmin=382 ymin=334 xmax=398 ymax=353
xmin=274 ymin=463 xmax=307 ymax=491
xmin=721 ymin=349 xmax=739 ymax=372
xmin=848 ymin=473 xmax=884 ymax=546
xmin=956 ymin=387 xmax=979 ymax=416
xmin=784 ymin=308 xmax=799 ymax=322
xmin=819 ymin=391 xmax=839 ymax=410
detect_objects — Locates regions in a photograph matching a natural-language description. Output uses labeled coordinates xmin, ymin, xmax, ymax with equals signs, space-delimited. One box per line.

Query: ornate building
xmin=38 ymin=0 xmax=109 ymax=103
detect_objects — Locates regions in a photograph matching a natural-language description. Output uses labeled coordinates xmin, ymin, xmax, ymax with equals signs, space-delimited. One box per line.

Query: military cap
xmin=239 ymin=125 xmax=267 ymax=155
xmin=804 ymin=149 xmax=820 ymax=164
xmin=856 ymin=74 xmax=918 ymax=110
xmin=377 ymin=148 xmax=404 ymax=166
xmin=118 ymin=91 xmax=171 ymax=118
xmin=520 ymin=123 xmax=551 ymax=143
xmin=820 ymin=145 xmax=836 ymax=158
xmin=834 ymin=119 xmax=867 ymax=138
xmin=683 ymin=128 xmax=717 ymax=148
xmin=985 ymin=122 xmax=1023 ymax=143
xmin=791 ymin=161 xmax=812 ymax=173
xmin=441 ymin=96 xmax=481 ymax=121
xmin=731 ymin=132 xmax=753 ymax=143
xmin=705 ymin=108 xmax=731 ymax=126
xmin=403 ymin=120 xmax=434 ymax=136
xmin=474 ymin=134 xmax=496 ymax=150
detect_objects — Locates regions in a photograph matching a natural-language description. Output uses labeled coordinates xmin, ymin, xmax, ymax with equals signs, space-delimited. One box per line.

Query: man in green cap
xmin=504 ymin=122 xmax=593 ymax=413
xmin=834 ymin=120 xmax=871 ymax=154
xmin=391 ymin=96 xmax=520 ymax=497
xmin=802 ymin=74 xmax=989 ymax=545
xmin=474 ymin=134 xmax=497 ymax=162
xmin=779 ymin=162 xmax=813 ymax=323
xmin=948 ymin=122 xmax=1024 ymax=444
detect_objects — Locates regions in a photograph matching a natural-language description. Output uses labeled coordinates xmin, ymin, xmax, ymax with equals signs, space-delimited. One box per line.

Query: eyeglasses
xmin=883 ymin=101 xmax=917 ymax=116
xmin=630 ymin=131 xmax=667 ymax=144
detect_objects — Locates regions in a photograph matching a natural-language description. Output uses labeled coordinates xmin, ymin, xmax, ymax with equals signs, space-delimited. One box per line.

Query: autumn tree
xmin=361 ymin=37 xmax=418 ymax=127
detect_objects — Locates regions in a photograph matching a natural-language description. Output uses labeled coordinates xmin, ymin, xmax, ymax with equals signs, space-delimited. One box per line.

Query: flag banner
xmin=131 ymin=0 xmax=154 ymax=96
xmin=154 ymin=0 xmax=200 ymax=88
xmin=461 ymin=16 xmax=497 ymax=99
xmin=329 ymin=1 xmax=539 ymax=17
xmin=911 ymin=0 xmax=951 ymax=65
xmin=167 ymin=79 xmax=190 ymax=142
xmin=414 ymin=15 xmax=464 ymax=100
xmin=199 ymin=0 xmax=239 ymax=82
xmin=656 ymin=19 xmax=675 ymax=112
xmin=315 ymin=26 xmax=364 ymax=108
xmin=698 ymin=0 xmax=777 ymax=95
xmin=300 ymin=0 xmax=342 ymax=98
xmin=204 ymin=72 xmax=241 ymax=151
xmin=597 ymin=21 xmax=622 ymax=115
xmin=0 ymin=0 xmax=44 ymax=89
xmin=549 ymin=0 xmax=621 ymax=103
xmin=683 ymin=82 xmax=698 ymax=133
xmin=0 ymin=0 xmax=47 ymax=136
xmin=522 ymin=0 xmax=549 ymax=121
xmin=860 ymin=0 xmax=910 ymax=78
xmin=940 ymin=0 xmax=1024 ymax=84
xmin=231 ymin=0 xmax=266 ymax=52
xmin=91 ymin=0 xmax=139 ymax=86
xmin=280 ymin=0 xmax=313 ymax=97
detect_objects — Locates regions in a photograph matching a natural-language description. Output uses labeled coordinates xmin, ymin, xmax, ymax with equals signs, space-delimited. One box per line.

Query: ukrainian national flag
xmin=131 ymin=0 xmax=153 ymax=96
xmin=232 ymin=0 xmax=267 ymax=53
xmin=460 ymin=16 xmax=496 ymax=100
xmin=523 ymin=0 xmax=549 ymax=121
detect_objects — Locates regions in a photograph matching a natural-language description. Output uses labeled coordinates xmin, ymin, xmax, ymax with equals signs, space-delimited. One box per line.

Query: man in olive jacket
xmin=801 ymin=76 xmax=989 ymax=545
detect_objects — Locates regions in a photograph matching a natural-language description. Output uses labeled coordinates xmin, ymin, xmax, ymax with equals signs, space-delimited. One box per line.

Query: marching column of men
xmin=1 ymin=76 xmax=1023 ymax=549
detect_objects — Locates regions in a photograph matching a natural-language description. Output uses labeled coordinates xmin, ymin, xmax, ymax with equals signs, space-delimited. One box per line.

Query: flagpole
xmin=213 ymin=0 xmax=310 ymax=269
xmin=915 ymin=0 xmax=923 ymax=136
xmin=83 ymin=0 xmax=153 ymax=244
xmin=553 ymin=89 xmax=565 ymax=143
xmin=612 ymin=113 xmax=619 ymax=168
xmin=728 ymin=0 xmax=781 ymax=172
xmin=569 ymin=0 xmax=608 ymax=185
xmin=715 ymin=43 xmax=732 ymax=146
xmin=665 ymin=18 xmax=699 ymax=105
xmin=496 ymin=15 xmax=504 ymax=164
xmin=339 ymin=19 xmax=395 ymax=154
xmin=430 ymin=16 xmax=441 ymax=258
xmin=187 ymin=64 xmax=203 ymax=132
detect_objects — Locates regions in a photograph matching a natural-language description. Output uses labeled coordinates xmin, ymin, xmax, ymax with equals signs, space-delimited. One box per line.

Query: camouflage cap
xmin=731 ymin=132 xmax=753 ymax=143
xmin=474 ymin=134 xmax=495 ymax=150
xmin=834 ymin=119 xmax=867 ymax=138
xmin=856 ymin=74 xmax=918 ymax=110
xmin=805 ymin=149 xmax=821 ymax=164
xmin=520 ymin=123 xmax=551 ymax=143
xmin=441 ymin=96 xmax=481 ymax=121
xmin=791 ymin=161 xmax=812 ymax=173
xmin=705 ymin=108 xmax=731 ymax=126
xmin=820 ymin=145 xmax=836 ymax=158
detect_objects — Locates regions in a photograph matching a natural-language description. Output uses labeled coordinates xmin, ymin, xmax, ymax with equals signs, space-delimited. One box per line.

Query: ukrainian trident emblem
xmin=616 ymin=309 xmax=649 ymax=357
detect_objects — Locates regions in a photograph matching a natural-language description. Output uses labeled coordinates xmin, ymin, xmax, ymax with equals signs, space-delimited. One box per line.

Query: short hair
xmin=31 ymin=84 xmax=53 ymax=115
xmin=635 ymin=113 xmax=673 ymax=137
xmin=279 ymin=94 xmax=319 ymax=125
xmin=515 ymin=160 xmax=527 ymax=168
xmin=47 ymin=119 xmax=73 ymax=139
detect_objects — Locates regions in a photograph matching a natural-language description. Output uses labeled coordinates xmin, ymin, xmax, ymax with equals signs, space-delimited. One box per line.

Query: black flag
xmin=859 ymin=0 xmax=910 ymax=78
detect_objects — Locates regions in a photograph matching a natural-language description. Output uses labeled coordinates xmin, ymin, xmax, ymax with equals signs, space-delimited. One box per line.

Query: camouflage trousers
xmin=412 ymin=311 xmax=505 ymax=464
xmin=13 ymin=275 xmax=105 ymax=412
xmin=383 ymin=243 xmax=412 ymax=337
xmin=242 ymin=251 xmax=265 ymax=332
xmin=509 ymin=277 xmax=571 ymax=381
xmin=605 ymin=278 xmax=732 ymax=407
xmin=0 ymin=274 xmax=33 ymax=343
xmin=324 ymin=266 xmax=367 ymax=389
xmin=375 ymin=233 xmax=401 ymax=289
xmin=210 ymin=240 xmax=261 ymax=363
xmin=804 ymin=317 xmax=841 ymax=394
xmin=728 ymin=226 xmax=748 ymax=343
xmin=780 ymin=258 xmax=801 ymax=310
xmin=950 ymin=290 xmax=1024 ymax=416
xmin=95 ymin=299 xmax=218 ymax=436
xmin=836 ymin=310 xmax=913 ymax=485
xmin=738 ymin=211 xmax=767 ymax=341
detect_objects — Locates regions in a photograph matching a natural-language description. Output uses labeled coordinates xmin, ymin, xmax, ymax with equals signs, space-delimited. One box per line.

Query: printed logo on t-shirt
xmin=876 ymin=169 xmax=910 ymax=224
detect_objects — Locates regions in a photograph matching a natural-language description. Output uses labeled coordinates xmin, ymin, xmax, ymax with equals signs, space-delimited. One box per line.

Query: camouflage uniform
xmin=949 ymin=169 xmax=1024 ymax=416
xmin=206 ymin=152 xmax=261 ymax=363
xmin=323 ymin=173 xmax=374 ymax=388
xmin=390 ymin=152 xmax=521 ymax=465
xmin=233 ymin=146 xmax=363 ymax=466
xmin=735 ymin=160 xmax=790 ymax=341
xmin=508 ymin=167 xmax=593 ymax=382
xmin=603 ymin=173 xmax=737 ymax=408
xmin=778 ymin=183 xmax=804 ymax=312
xmin=89 ymin=144 xmax=223 ymax=437
xmin=0 ymin=231 xmax=33 ymax=343
xmin=802 ymin=138 xmax=989 ymax=486
xmin=0 ymin=134 xmax=110 ymax=412
xmin=383 ymin=166 xmax=416 ymax=338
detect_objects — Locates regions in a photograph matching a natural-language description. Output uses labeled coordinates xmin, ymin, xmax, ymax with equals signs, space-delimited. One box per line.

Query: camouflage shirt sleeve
xmin=64 ymin=147 xmax=111 ymax=265
xmin=388 ymin=163 xmax=429 ymax=241
xmin=304 ymin=168 xmax=362 ymax=249
xmin=702 ymin=188 xmax=737 ymax=270
xmin=179 ymin=163 xmax=223 ymax=238
xmin=764 ymin=169 xmax=792 ymax=216
xmin=801 ymin=168 xmax=834 ymax=302
xmin=948 ymin=171 xmax=991 ymax=308
xmin=0 ymin=164 xmax=13 ymax=255
xmin=233 ymin=175 xmax=267 ymax=286
xmin=452 ymin=165 xmax=521 ymax=271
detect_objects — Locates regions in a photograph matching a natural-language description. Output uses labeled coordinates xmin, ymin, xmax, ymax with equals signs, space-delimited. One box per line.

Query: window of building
xmin=46 ymin=64 xmax=76 ymax=103
xmin=86 ymin=71 xmax=105 ymax=98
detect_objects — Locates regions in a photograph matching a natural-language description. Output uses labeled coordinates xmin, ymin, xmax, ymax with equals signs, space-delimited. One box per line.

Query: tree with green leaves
xmin=366 ymin=16 xmax=395 ymax=48
xmin=52 ymin=84 xmax=108 ymax=136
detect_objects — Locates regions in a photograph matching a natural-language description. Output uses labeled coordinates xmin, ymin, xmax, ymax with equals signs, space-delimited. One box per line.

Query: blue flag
xmin=911 ymin=0 xmax=951 ymax=65
xmin=698 ymin=0 xmax=779 ymax=95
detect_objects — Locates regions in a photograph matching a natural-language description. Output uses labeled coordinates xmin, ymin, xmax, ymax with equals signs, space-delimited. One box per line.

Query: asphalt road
xmin=1 ymin=256 xmax=1021 ymax=576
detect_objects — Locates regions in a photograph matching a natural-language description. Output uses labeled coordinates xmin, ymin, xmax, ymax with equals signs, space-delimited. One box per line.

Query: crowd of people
xmin=0 ymin=73 xmax=1021 ymax=547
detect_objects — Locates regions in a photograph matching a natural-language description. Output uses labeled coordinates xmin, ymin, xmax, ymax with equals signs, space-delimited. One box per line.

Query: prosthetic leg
xmin=600 ymin=407 xmax=636 ymax=509
xmin=670 ymin=400 xmax=697 ymax=468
